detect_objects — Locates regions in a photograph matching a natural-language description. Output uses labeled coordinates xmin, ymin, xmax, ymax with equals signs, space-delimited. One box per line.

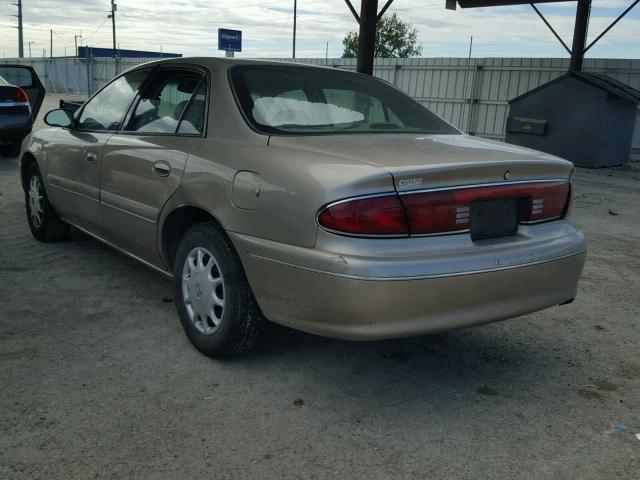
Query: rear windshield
xmin=0 ymin=66 xmax=33 ymax=88
xmin=230 ymin=65 xmax=459 ymax=136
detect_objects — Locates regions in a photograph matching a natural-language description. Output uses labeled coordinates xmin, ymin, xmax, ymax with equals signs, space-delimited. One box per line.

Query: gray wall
xmin=3 ymin=56 xmax=639 ymax=156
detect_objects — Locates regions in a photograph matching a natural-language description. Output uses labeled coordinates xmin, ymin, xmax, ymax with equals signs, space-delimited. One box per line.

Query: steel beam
xmin=570 ymin=0 xmax=591 ymax=71
xmin=357 ymin=0 xmax=379 ymax=75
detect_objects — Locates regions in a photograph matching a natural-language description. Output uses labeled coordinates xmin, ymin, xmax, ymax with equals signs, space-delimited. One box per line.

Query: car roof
xmin=130 ymin=56 xmax=337 ymax=73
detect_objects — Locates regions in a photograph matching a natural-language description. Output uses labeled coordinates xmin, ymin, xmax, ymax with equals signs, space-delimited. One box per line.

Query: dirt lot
xmin=1 ymin=96 xmax=639 ymax=479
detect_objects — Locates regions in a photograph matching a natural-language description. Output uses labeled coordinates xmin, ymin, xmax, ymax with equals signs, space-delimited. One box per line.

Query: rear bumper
xmin=0 ymin=115 xmax=32 ymax=143
xmin=230 ymin=227 xmax=586 ymax=340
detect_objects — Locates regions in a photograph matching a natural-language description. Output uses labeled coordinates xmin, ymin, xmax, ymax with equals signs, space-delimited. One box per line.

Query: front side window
xmin=127 ymin=70 xmax=206 ymax=135
xmin=78 ymin=68 xmax=150 ymax=131
xmin=230 ymin=65 xmax=459 ymax=135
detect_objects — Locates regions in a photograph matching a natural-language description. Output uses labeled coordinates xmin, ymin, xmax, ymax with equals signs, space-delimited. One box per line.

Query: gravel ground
xmin=1 ymin=96 xmax=639 ymax=479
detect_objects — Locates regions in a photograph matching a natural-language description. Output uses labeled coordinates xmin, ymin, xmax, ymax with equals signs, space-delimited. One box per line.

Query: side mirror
xmin=44 ymin=108 xmax=74 ymax=128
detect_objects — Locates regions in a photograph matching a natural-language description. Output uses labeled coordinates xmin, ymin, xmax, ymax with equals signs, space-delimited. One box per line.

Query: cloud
xmin=0 ymin=0 xmax=637 ymax=59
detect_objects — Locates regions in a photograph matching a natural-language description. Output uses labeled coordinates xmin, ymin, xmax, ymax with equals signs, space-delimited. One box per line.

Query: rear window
xmin=230 ymin=65 xmax=459 ymax=136
xmin=0 ymin=66 xmax=33 ymax=88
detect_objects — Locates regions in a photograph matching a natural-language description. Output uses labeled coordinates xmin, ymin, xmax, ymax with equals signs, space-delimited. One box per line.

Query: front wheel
xmin=25 ymin=165 xmax=69 ymax=242
xmin=173 ymin=222 xmax=264 ymax=358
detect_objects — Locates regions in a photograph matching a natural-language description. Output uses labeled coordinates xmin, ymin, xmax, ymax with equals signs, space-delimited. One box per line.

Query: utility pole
xmin=28 ymin=41 xmax=34 ymax=59
xmin=292 ymin=0 xmax=297 ymax=58
xmin=74 ymin=34 xmax=83 ymax=57
xmin=50 ymin=29 xmax=53 ymax=58
xmin=109 ymin=0 xmax=117 ymax=58
xmin=11 ymin=0 xmax=24 ymax=58
xmin=570 ymin=0 xmax=591 ymax=72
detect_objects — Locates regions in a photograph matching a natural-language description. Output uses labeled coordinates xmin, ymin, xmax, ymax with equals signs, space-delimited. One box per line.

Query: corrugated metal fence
xmin=0 ymin=57 xmax=156 ymax=96
xmin=2 ymin=56 xmax=639 ymax=154
xmin=279 ymin=57 xmax=640 ymax=153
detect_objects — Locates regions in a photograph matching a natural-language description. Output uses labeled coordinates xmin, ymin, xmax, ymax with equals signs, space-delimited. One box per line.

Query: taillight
xmin=402 ymin=181 xmax=571 ymax=235
xmin=518 ymin=182 xmax=571 ymax=223
xmin=317 ymin=181 xmax=572 ymax=237
xmin=317 ymin=195 xmax=408 ymax=236
xmin=15 ymin=87 xmax=29 ymax=105
xmin=400 ymin=189 xmax=465 ymax=235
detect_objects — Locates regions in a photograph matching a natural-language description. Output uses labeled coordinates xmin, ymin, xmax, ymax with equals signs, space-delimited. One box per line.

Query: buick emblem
xmin=503 ymin=170 xmax=512 ymax=180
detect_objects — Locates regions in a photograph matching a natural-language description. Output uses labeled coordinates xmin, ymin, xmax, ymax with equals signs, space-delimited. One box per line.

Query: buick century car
xmin=20 ymin=58 xmax=586 ymax=357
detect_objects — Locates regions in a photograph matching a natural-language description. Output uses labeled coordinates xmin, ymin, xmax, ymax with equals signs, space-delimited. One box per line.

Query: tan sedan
xmin=20 ymin=58 xmax=586 ymax=357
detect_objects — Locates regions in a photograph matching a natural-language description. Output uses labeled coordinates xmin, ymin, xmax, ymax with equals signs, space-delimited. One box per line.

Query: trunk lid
xmin=0 ymin=65 xmax=45 ymax=119
xmin=269 ymin=133 xmax=574 ymax=191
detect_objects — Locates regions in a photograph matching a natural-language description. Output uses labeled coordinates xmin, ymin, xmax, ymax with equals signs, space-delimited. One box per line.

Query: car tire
xmin=173 ymin=221 xmax=264 ymax=358
xmin=1 ymin=143 xmax=21 ymax=157
xmin=25 ymin=164 xmax=70 ymax=242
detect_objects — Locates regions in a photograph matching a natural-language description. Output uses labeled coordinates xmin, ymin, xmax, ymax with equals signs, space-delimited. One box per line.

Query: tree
xmin=342 ymin=13 xmax=422 ymax=59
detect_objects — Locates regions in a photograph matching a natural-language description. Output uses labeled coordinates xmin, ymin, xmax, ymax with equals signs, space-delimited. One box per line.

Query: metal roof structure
xmin=509 ymin=71 xmax=640 ymax=105
xmin=446 ymin=0 xmax=639 ymax=73
xmin=344 ymin=1 xmax=639 ymax=75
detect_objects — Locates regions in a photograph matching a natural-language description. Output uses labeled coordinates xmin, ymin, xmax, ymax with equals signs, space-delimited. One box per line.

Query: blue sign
xmin=218 ymin=29 xmax=242 ymax=52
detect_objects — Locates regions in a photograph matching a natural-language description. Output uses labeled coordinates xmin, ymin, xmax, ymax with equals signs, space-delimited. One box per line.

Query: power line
xmin=84 ymin=17 xmax=109 ymax=42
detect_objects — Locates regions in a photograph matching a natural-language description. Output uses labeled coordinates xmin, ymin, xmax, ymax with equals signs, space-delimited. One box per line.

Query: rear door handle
xmin=86 ymin=152 xmax=97 ymax=164
xmin=153 ymin=161 xmax=171 ymax=177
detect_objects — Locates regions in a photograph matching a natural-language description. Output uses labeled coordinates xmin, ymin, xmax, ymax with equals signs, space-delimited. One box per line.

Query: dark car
xmin=0 ymin=65 xmax=45 ymax=156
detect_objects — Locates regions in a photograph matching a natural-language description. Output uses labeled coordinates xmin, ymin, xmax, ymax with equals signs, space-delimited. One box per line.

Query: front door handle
xmin=86 ymin=152 xmax=97 ymax=164
xmin=152 ymin=161 xmax=171 ymax=177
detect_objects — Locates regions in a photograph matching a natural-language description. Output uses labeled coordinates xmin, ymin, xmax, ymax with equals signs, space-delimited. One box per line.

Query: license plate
xmin=470 ymin=198 xmax=518 ymax=241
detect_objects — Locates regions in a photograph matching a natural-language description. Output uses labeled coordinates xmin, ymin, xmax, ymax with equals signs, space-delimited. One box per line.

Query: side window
xmin=178 ymin=80 xmax=207 ymax=134
xmin=127 ymin=70 xmax=205 ymax=134
xmin=78 ymin=68 xmax=150 ymax=131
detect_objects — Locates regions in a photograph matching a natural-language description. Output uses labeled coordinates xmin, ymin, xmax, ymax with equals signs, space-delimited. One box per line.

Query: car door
xmin=99 ymin=66 xmax=208 ymax=265
xmin=45 ymin=67 xmax=151 ymax=233
xmin=0 ymin=65 xmax=45 ymax=119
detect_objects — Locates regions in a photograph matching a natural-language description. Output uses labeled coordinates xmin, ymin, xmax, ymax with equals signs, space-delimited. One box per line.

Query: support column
xmin=570 ymin=0 xmax=591 ymax=72
xmin=356 ymin=0 xmax=378 ymax=75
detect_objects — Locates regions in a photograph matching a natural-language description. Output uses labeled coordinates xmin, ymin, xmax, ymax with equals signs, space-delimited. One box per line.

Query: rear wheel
xmin=173 ymin=222 xmax=264 ymax=358
xmin=25 ymin=164 xmax=69 ymax=242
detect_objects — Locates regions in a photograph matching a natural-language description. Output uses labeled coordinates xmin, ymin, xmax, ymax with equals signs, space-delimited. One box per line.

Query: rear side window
xmin=230 ymin=65 xmax=459 ymax=136
xmin=178 ymin=81 xmax=206 ymax=134
xmin=126 ymin=69 xmax=206 ymax=135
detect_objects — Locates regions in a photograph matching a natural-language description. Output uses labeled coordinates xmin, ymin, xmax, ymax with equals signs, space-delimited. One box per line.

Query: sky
xmin=0 ymin=0 xmax=638 ymax=59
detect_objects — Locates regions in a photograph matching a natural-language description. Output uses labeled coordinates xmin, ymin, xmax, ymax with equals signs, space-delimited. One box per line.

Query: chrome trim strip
xmin=100 ymin=200 xmax=158 ymax=224
xmin=246 ymin=250 xmax=586 ymax=282
xmin=48 ymin=182 xmax=99 ymax=203
xmin=320 ymin=191 xmax=398 ymax=209
xmin=409 ymin=228 xmax=470 ymax=238
xmin=520 ymin=216 xmax=562 ymax=225
xmin=396 ymin=178 xmax=568 ymax=195
xmin=47 ymin=173 xmax=99 ymax=201
xmin=100 ymin=190 xmax=158 ymax=222
xmin=66 ymin=221 xmax=173 ymax=279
